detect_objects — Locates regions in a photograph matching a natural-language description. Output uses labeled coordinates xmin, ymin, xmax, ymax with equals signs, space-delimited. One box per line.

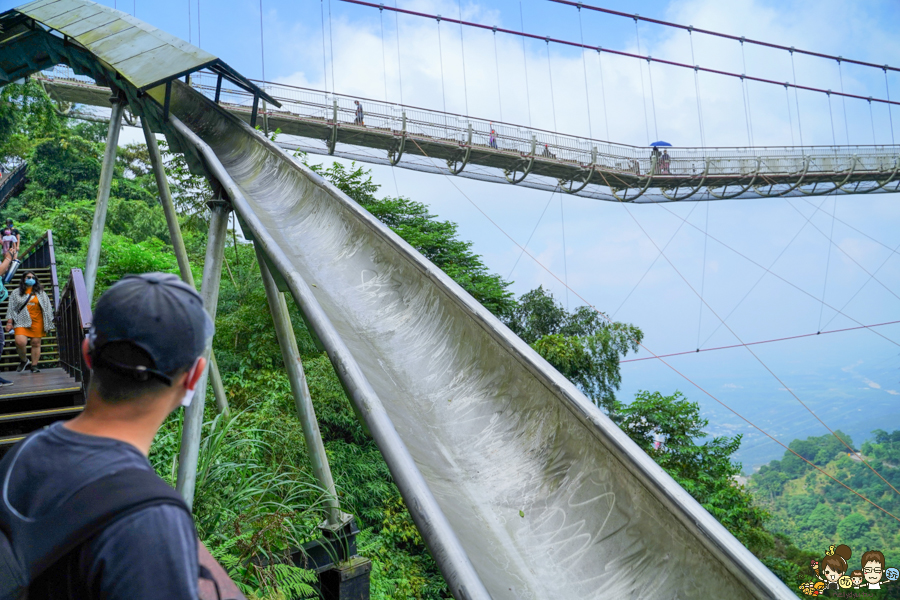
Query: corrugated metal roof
xmin=9 ymin=0 xmax=279 ymax=105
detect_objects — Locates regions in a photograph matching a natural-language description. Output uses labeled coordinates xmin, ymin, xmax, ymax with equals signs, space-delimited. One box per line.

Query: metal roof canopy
xmin=1 ymin=0 xmax=280 ymax=111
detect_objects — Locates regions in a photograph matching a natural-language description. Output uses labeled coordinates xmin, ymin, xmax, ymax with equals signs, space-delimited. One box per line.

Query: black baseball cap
xmin=89 ymin=273 xmax=214 ymax=383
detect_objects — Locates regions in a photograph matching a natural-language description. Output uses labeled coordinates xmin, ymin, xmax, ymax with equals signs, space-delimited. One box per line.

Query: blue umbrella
xmin=650 ymin=141 xmax=672 ymax=147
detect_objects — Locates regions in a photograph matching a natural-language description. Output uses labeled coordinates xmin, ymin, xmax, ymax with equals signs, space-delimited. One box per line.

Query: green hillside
xmin=750 ymin=430 xmax=900 ymax=596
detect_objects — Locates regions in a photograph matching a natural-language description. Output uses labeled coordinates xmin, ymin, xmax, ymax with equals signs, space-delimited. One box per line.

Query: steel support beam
xmin=83 ymin=94 xmax=124 ymax=301
xmin=142 ymin=119 xmax=229 ymax=415
xmin=176 ymin=199 xmax=230 ymax=510
xmin=255 ymin=244 xmax=342 ymax=527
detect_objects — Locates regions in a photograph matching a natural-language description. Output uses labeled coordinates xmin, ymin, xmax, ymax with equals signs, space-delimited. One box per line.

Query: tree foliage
xmin=1 ymin=78 xmax=838 ymax=597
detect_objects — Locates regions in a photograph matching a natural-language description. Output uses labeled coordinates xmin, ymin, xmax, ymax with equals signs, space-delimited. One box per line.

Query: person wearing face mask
xmin=6 ymin=271 xmax=54 ymax=373
xmin=0 ymin=273 xmax=245 ymax=599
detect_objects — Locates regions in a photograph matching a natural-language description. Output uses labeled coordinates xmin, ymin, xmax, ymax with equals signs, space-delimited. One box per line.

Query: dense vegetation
xmin=2 ymin=78 xmax=877 ymax=597
xmin=750 ymin=429 xmax=900 ymax=595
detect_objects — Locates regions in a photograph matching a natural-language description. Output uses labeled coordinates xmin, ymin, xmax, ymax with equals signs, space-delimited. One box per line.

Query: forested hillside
xmin=750 ymin=429 xmax=900 ymax=589
xmin=0 ymin=78 xmax=835 ymax=598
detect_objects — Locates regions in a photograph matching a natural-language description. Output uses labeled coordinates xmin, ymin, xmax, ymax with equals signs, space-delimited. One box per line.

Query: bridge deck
xmin=0 ymin=366 xmax=83 ymax=450
xmin=35 ymin=68 xmax=900 ymax=202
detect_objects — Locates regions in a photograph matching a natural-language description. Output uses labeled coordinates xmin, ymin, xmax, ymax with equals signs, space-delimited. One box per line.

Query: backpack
xmin=0 ymin=435 xmax=211 ymax=600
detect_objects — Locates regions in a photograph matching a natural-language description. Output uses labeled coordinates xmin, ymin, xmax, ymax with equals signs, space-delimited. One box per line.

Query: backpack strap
xmin=7 ymin=467 xmax=191 ymax=582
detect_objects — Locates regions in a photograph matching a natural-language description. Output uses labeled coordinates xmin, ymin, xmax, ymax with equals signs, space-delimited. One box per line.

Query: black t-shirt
xmin=5 ymin=422 xmax=199 ymax=599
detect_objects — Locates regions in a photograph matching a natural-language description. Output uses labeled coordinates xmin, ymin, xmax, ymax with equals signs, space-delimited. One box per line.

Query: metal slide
xmin=164 ymin=82 xmax=793 ymax=600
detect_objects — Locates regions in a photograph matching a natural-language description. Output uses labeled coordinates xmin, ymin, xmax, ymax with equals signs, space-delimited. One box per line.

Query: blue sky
xmin=6 ymin=0 xmax=900 ymax=469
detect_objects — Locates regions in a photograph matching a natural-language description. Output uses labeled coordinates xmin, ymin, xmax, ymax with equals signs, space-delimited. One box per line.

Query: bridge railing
xmin=42 ymin=66 xmax=900 ymax=181
xmin=0 ymin=162 xmax=27 ymax=208
xmin=55 ymin=267 xmax=92 ymax=387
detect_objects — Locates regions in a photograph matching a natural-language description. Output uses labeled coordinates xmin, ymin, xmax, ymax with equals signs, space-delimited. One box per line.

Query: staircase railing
xmin=20 ymin=230 xmax=59 ymax=307
xmin=0 ymin=163 xmax=27 ymax=209
xmin=55 ymin=267 xmax=92 ymax=388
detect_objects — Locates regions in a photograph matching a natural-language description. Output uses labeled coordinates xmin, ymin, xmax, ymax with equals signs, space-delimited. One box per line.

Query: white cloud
xmin=863 ymin=378 xmax=882 ymax=390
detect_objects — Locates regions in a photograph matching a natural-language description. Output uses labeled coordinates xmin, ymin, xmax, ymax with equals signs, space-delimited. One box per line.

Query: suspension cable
xmin=696 ymin=202 xmax=709 ymax=350
xmin=817 ymin=196 xmax=838 ymax=332
xmin=611 ymin=203 xmax=701 ymax=319
xmin=646 ymin=58 xmax=660 ymax=142
xmin=699 ymin=197 xmax=830 ymax=349
xmin=328 ymin=0 xmax=336 ymax=92
xmin=626 ymin=202 xmax=900 ymax=500
xmin=519 ymin=2 xmax=533 ymax=127
xmin=578 ymin=6 xmax=593 ymax=139
xmin=868 ymin=98 xmax=876 ymax=145
xmin=550 ymin=0 xmax=900 ymax=75
xmin=689 ymin=30 xmax=706 ymax=148
xmin=457 ymin=0 xmax=469 ymax=116
xmin=822 ymin=237 xmax=900 ymax=331
xmin=838 ymin=59 xmax=850 ymax=144
xmin=885 ymin=67 xmax=896 ymax=145
xmin=320 ymin=0 xmax=329 ymax=93
xmin=379 ymin=7 xmax=389 ymax=101
xmin=655 ymin=201 xmax=900 ymax=350
xmin=546 ymin=39 xmax=558 ymax=132
xmin=405 ymin=136 xmax=900 ymax=523
xmin=436 ymin=16 xmax=447 ymax=114
xmin=634 ymin=18 xmax=651 ymax=145
xmin=493 ymin=30 xmax=503 ymax=121
xmin=790 ymin=49 xmax=804 ymax=146
xmin=597 ymin=48 xmax=610 ymax=140
xmin=394 ymin=0 xmax=403 ymax=105
xmin=827 ymin=92 xmax=837 ymax=146
xmin=560 ymin=196 xmax=568 ymax=310
xmin=740 ymin=40 xmax=754 ymax=146
xmin=625 ymin=319 xmax=900 ymax=363
xmin=258 ymin=1 xmax=265 ymax=79
xmin=508 ymin=191 xmax=556 ymax=279
xmin=785 ymin=85 xmax=795 ymax=146
xmin=740 ymin=74 xmax=752 ymax=147
xmin=339 ymin=1 xmax=900 ymax=107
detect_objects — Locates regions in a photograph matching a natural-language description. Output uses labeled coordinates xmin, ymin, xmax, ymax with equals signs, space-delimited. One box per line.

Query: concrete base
xmin=319 ymin=557 xmax=372 ymax=600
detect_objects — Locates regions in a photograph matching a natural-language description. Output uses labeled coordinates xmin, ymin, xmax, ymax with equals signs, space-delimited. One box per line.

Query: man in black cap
xmin=0 ymin=273 xmax=211 ymax=599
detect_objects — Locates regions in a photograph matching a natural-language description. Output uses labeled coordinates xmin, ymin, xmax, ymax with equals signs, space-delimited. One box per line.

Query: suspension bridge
xmin=0 ymin=1 xmax=898 ymax=599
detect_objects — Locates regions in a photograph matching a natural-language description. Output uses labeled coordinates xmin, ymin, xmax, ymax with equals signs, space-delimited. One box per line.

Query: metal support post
xmin=250 ymin=93 xmax=260 ymax=129
xmin=83 ymin=94 xmax=125 ymax=301
xmin=142 ymin=119 xmax=229 ymax=415
xmin=176 ymin=199 xmax=230 ymax=510
xmin=255 ymin=244 xmax=341 ymax=526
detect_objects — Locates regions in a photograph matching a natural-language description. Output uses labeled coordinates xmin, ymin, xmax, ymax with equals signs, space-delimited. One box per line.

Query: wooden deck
xmin=0 ymin=367 xmax=84 ymax=450
xmin=0 ymin=367 xmax=80 ymax=401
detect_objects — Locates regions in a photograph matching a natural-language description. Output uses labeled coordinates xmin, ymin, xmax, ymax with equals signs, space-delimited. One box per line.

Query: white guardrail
xmin=40 ymin=65 xmax=900 ymax=183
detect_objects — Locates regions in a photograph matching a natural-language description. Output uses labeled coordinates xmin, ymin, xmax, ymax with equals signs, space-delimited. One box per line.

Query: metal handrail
xmin=55 ymin=268 xmax=92 ymax=386
xmin=38 ymin=65 xmax=900 ymax=182
xmin=0 ymin=163 xmax=27 ymax=209
xmin=20 ymin=230 xmax=60 ymax=307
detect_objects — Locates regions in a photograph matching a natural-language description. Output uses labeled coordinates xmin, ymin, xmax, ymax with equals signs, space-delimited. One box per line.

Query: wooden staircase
xmin=0 ymin=233 xmax=89 ymax=455
xmin=0 ymin=265 xmax=58 ymax=371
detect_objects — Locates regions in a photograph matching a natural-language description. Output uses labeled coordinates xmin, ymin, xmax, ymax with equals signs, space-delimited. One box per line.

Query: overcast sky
xmin=7 ymin=0 xmax=900 ymax=468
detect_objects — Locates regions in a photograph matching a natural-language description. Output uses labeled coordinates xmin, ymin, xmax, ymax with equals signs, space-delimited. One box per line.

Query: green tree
xmin=510 ymin=286 xmax=642 ymax=413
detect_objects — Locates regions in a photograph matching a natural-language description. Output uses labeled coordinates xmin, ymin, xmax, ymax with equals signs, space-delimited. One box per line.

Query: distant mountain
xmin=749 ymin=429 xmax=900 ymax=596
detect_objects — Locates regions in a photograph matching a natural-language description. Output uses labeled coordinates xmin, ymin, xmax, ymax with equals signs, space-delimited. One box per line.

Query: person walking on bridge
xmin=0 ymin=272 xmax=243 ymax=599
xmin=6 ymin=271 xmax=53 ymax=373
xmin=354 ymin=100 xmax=365 ymax=126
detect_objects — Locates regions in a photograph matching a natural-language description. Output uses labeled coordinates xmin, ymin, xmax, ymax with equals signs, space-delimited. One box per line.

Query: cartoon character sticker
xmin=802 ymin=544 xmax=897 ymax=596
xmin=813 ymin=545 xmax=852 ymax=591
xmin=861 ymin=549 xmax=894 ymax=590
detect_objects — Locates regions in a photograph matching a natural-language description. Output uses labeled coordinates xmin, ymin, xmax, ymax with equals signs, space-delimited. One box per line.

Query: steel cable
xmin=458 ymin=0 xmax=469 ymax=116
xmin=578 ymin=7 xmax=593 ymax=139
xmin=493 ymin=31 xmax=503 ymax=121
xmin=406 ymin=137 xmax=900 ymax=524
xmin=634 ymin=19 xmax=651 ymax=145
xmin=519 ymin=2 xmax=533 ymax=127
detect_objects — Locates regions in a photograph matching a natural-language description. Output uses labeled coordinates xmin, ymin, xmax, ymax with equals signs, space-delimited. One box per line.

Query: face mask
xmin=24 ymin=279 xmax=35 ymax=286
xmin=181 ymin=388 xmax=196 ymax=408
